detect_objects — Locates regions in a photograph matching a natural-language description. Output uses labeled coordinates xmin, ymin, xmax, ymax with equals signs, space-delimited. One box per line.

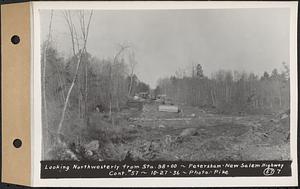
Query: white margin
xmin=31 ymin=1 xmax=298 ymax=187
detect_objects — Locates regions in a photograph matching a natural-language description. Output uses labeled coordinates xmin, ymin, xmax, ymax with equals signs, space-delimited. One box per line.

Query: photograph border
xmin=32 ymin=1 xmax=298 ymax=187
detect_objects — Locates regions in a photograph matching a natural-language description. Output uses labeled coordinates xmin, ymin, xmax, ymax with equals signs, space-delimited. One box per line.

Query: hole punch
xmin=13 ymin=139 xmax=22 ymax=148
xmin=11 ymin=35 xmax=20 ymax=44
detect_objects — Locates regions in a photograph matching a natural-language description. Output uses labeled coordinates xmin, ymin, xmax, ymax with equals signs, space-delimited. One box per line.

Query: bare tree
xmin=79 ymin=10 xmax=89 ymax=119
xmin=109 ymin=44 xmax=130 ymax=118
xmin=127 ymin=50 xmax=138 ymax=96
xmin=64 ymin=11 xmax=84 ymax=118
xmin=63 ymin=11 xmax=77 ymax=56
xmin=57 ymin=10 xmax=93 ymax=142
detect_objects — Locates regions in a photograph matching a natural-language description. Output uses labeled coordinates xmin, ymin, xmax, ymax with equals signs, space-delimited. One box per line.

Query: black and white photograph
xmin=34 ymin=1 xmax=297 ymax=185
xmin=41 ymin=7 xmax=291 ymax=161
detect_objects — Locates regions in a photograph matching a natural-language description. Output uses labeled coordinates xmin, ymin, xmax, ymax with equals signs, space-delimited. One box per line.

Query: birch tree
xmin=57 ymin=10 xmax=93 ymax=142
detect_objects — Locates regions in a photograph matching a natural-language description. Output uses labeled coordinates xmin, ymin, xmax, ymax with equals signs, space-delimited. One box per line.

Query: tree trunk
xmin=109 ymin=64 xmax=112 ymax=118
xmin=57 ymin=11 xmax=93 ymax=141
xmin=128 ymin=74 xmax=133 ymax=96
xmin=85 ymin=51 xmax=88 ymax=118
xmin=57 ymin=53 xmax=84 ymax=135
xmin=210 ymin=90 xmax=216 ymax=107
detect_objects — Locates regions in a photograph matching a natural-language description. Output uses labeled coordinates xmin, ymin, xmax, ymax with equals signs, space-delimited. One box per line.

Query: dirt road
xmin=55 ymin=102 xmax=290 ymax=161
xmin=118 ymin=103 xmax=290 ymax=161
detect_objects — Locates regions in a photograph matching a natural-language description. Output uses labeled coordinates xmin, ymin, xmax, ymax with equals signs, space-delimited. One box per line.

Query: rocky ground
xmin=48 ymin=103 xmax=290 ymax=161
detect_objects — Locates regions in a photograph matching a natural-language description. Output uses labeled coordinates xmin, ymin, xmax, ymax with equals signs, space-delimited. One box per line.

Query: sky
xmin=40 ymin=8 xmax=290 ymax=88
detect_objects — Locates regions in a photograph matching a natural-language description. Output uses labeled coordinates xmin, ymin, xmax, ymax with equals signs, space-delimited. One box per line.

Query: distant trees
xmin=196 ymin=64 xmax=204 ymax=78
xmin=157 ymin=63 xmax=290 ymax=114
xmin=154 ymin=86 xmax=162 ymax=97
xmin=261 ymin=71 xmax=270 ymax=80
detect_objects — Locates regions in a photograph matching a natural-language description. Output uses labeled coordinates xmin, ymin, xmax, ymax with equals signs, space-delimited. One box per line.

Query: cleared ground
xmin=51 ymin=102 xmax=290 ymax=161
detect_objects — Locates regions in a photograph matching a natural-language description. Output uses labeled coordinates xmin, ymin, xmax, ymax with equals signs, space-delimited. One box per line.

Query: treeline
xmin=43 ymin=44 xmax=149 ymax=120
xmin=155 ymin=64 xmax=290 ymax=114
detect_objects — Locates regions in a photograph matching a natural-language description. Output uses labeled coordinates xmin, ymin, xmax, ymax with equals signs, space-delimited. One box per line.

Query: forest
xmin=155 ymin=63 xmax=290 ymax=115
xmin=42 ymin=10 xmax=290 ymax=161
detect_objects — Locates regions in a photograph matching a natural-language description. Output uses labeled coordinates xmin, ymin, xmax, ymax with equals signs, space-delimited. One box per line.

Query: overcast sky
xmin=40 ymin=8 xmax=290 ymax=88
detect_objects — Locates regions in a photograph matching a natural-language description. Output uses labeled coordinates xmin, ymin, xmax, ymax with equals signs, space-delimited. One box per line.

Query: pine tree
xmin=196 ymin=64 xmax=204 ymax=78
